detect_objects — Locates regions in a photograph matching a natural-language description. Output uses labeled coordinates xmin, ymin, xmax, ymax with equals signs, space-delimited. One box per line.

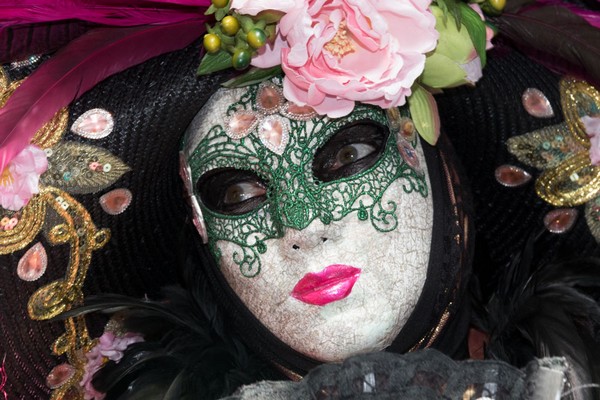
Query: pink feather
xmin=0 ymin=20 xmax=207 ymax=171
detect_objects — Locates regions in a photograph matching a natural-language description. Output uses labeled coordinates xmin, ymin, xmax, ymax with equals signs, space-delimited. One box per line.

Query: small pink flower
xmin=582 ymin=115 xmax=600 ymax=165
xmin=80 ymin=332 xmax=144 ymax=400
xmin=251 ymin=0 xmax=438 ymax=118
xmin=0 ymin=145 xmax=47 ymax=211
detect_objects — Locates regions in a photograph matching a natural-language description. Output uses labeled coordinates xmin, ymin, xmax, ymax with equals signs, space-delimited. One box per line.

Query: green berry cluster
xmin=203 ymin=0 xmax=276 ymax=70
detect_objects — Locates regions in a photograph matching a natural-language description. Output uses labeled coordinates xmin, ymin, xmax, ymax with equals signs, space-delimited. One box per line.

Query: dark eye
xmin=197 ymin=168 xmax=267 ymax=215
xmin=313 ymin=120 xmax=388 ymax=182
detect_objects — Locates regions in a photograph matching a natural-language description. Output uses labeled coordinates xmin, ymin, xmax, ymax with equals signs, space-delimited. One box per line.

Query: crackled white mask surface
xmin=182 ymin=79 xmax=433 ymax=362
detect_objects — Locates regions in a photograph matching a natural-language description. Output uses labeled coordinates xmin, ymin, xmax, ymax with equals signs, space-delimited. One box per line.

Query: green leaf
xmin=197 ymin=50 xmax=232 ymax=75
xmin=435 ymin=0 xmax=462 ymax=29
xmin=459 ymin=2 xmax=487 ymax=66
xmin=215 ymin=8 xmax=227 ymax=21
xmin=40 ymin=142 xmax=130 ymax=194
xmin=205 ymin=4 xmax=217 ymax=15
xmin=222 ymin=66 xmax=283 ymax=88
xmin=408 ymin=84 xmax=441 ymax=145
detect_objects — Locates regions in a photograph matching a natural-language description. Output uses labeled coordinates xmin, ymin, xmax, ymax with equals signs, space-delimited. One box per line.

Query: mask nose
xmin=282 ymin=219 xmax=340 ymax=252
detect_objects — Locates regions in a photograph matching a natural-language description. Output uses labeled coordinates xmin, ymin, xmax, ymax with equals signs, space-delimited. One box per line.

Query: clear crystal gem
xmin=259 ymin=116 xmax=289 ymax=155
xmin=71 ymin=108 xmax=115 ymax=139
xmin=257 ymin=83 xmax=284 ymax=113
xmin=17 ymin=242 xmax=47 ymax=281
xmin=99 ymin=188 xmax=132 ymax=215
xmin=46 ymin=363 xmax=75 ymax=389
xmin=522 ymin=88 xmax=554 ymax=118
xmin=544 ymin=208 xmax=578 ymax=234
xmin=226 ymin=111 xmax=258 ymax=139
xmin=495 ymin=165 xmax=532 ymax=187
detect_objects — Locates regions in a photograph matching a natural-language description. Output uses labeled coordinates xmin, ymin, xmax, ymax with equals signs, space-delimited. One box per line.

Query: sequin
xmin=17 ymin=242 xmax=47 ymax=281
xmin=89 ymin=162 xmax=100 ymax=171
xmin=544 ymin=208 xmax=578 ymax=234
xmin=99 ymin=188 xmax=132 ymax=215
xmin=71 ymin=108 xmax=114 ymax=139
xmin=257 ymin=83 xmax=284 ymax=113
xmin=103 ymin=163 xmax=112 ymax=172
xmin=494 ymin=165 xmax=532 ymax=187
xmin=259 ymin=116 xmax=289 ymax=155
xmin=44 ymin=148 xmax=53 ymax=157
xmin=46 ymin=363 xmax=75 ymax=389
xmin=225 ymin=111 xmax=258 ymax=139
xmin=5 ymin=217 xmax=18 ymax=230
xmin=522 ymin=88 xmax=554 ymax=118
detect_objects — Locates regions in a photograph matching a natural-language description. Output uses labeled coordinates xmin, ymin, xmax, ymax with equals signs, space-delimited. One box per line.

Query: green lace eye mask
xmin=182 ymin=79 xmax=428 ymax=277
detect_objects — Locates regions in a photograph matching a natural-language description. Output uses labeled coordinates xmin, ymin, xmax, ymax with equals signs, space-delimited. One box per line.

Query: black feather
xmin=476 ymin=229 xmax=600 ymax=399
xmin=62 ymin=240 xmax=279 ymax=400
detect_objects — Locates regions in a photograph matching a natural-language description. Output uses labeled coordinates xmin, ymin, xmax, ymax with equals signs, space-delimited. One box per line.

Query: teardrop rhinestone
xmin=522 ymin=88 xmax=554 ymax=118
xmin=495 ymin=165 xmax=532 ymax=187
xmin=46 ymin=363 xmax=75 ymax=389
xmin=544 ymin=208 xmax=578 ymax=234
xmin=257 ymin=83 xmax=284 ymax=113
xmin=99 ymin=188 xmax=132 ymax=215
xmin=259 ymin=116 xmax=289 ymax=155
xmin=71 ymin=108 xmax=114 ymax=139
xmin=282 ymin=102 xmax=317 ymax=120
xmin=17 ymin=242 xmax=47 ymax=281
xmin=225 ymin=111 xmax=258 ymax=139
xmin=396 ymin=136 xmax=421 ymax=173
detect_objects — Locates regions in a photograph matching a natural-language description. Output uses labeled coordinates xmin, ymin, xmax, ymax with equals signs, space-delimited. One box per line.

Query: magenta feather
xmin=0 ymin=20 xmax=207 ymax=171
xmin=530 ymin=0 xmax=600 ymax=28
xmin=0 ymin=0 xmax=209 ymax=28
xmin=0 ymin=21 xmax=92 ymax=64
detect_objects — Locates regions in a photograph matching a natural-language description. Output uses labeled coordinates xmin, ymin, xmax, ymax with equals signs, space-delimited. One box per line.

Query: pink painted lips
xmin=291 ymin=264 xmax=361 ymax=306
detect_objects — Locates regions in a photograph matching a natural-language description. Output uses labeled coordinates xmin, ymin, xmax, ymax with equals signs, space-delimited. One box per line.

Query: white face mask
xmin=182 ymin=80 xmax=433 ymax=361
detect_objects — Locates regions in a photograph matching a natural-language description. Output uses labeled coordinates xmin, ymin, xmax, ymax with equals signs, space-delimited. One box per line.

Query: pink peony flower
xmin=0 ymin=145 xmax=47 ymax=211
xmin=80 ymin=332 xmax=144 ymax=400
xmin=251 ymin=0 xmax=438 ymax=118
xmin=582 ymin=115 xmax=600 ymax=165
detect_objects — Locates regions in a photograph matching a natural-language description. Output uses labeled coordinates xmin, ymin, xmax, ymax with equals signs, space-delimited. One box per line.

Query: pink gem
xmin=495 ymin=165 xmax=532 ymax=187
xmin=99 ymin=188 xmax=132 ymax=215
xmin=282 ymin=103 xmax=317 ymax=120
xmin=17 ymin=242 xmax=47 ymax=281
xmin=46 ymin=363 xmax=75 ymax=389
xmin=226 ymin=111 xmax=258 ymax=139
xmin=522 ymin=88 xmax=554 ymax=118
xmin=257 ymin=83 xmax=284 ymax=113
xmin=396 ymin=137 xmax=421 ymax=172
xmin=71 ymin=108 xmax=115 ymax=139
xmin=89 ymin=162 xmax=100 ymax=171
xmin=259 ymin=116 xmax=289 ymax=155
xmin=544 ymin=208 xmax=578 ymax=234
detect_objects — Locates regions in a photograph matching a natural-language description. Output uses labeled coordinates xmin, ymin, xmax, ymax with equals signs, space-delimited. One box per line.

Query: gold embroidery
xmin=507 ymin=77 xmax=600 ymax=242
xmin=0 ymin=195 xmax=46 ymax=254
xmin=561 ymin=78 xmax=600 ymax=148
xmin=1 ymin=71 xmax=122 ymax=400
